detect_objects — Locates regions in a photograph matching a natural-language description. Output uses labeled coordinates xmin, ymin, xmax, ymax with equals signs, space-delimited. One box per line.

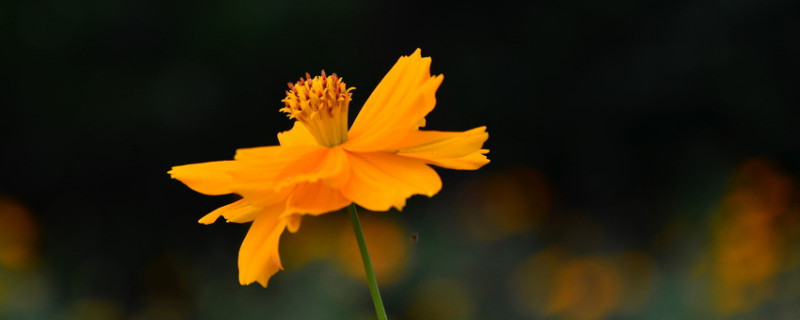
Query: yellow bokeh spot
xmin=336 ymin=214 xmax=408 ymax=286
xmin=282 ymin=212 xmax=410 ymax=286
xmin=708 ymin=159 xmax=793 ymax=314
xmin=281 ymin=213 xmax=344 ymax=269
xmin=459 ymin=166 xmax=551 ymax=241
xmin=511 ymin=248 xmax=567 ymax=316
xmin=547 ymin=257 xmax=621 ymax=320
xmin=0 ymin=197 xmax=39 ymax=270
xmin=512 ymin=248 xmax=656 ymax=320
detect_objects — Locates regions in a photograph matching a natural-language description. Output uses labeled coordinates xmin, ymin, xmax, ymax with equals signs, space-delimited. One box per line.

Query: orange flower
xmin=169 ymin=49 xmax=489 ymax=286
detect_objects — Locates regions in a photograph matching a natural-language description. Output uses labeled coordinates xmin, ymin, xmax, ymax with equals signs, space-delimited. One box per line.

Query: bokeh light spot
xmin=708 ymin=159 xmax=794 ymax=314
xmin=0 ymin=197 xmax=39 ymax=270
xmin=512 ymin=248 xmax=656 ymax=320
xmin=337 ymin=213 xmax=409 ymax=286
xmin=458 ymin=166 xmax=551 ymax=241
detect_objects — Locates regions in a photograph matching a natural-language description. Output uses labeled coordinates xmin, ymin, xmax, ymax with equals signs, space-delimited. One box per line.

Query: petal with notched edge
xmin=238 ymin=205 xmax=287 ymax=287
xmin=340 ymin=151 xmax=442 ymax=212
xmin=346 ymin=49 xmax=443 ymax=152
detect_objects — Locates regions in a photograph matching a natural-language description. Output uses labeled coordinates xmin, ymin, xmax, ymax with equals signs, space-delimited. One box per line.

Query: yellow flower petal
xmin=168 ymin=161 xmax=236 ymax=195
xmin=275 ymin=146 xmax=351 ymax=190
xmin=394 ymin=126 xmax=488 ymax=156
xmin=198 ymin=199 xmax=263 ymax=224
xmin=416 ymin=149 xmax=490 ymax=170
xmin=238 ymin=205 xmax=287 ymax=287
xmin=284 ymin=182 xmax=351 ymax=217
xmin=234 ymin=145 xmax=318 ymax=164
xmin=232 ymin=145 xmax=325 ymax=189
xmin=340 ymin=151 xmax=442 ymax=211
xmin=228 ymin=183 xmax=292 ymax=208
xmin=346 ymin=49 xmax=443 ymax=152
xmin=391 ymin=127 xmax=490 ymax=170
xmin=286 ymin=214 xmax=302 ymax=233
xmin=277 ymin=121 xmax=317 ymax=147
xmin=319 ymin=147 xmax=352 ymax=189
xmin=216 ymin=146 xmax=311 ymax=207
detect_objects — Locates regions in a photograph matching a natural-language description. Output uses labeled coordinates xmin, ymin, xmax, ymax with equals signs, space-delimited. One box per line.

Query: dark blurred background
xmin=2 ymin=0 xmax=800 ymax=319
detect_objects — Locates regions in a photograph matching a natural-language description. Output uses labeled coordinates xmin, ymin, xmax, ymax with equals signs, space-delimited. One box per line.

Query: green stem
xmin=347 ymin=203 xmax=388 ymax=320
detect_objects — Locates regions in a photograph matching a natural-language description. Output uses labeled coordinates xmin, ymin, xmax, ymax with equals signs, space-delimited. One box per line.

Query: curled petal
xmin=198 ymin=199 xmax=264 ymax=224
xmin=340 ymin=151 xmax=442 ymax=211
xmin=238 ymin=205 xmax=287 ymax=287
xmin=346 ymin=49 xmax=443 ymax=152
xmin=169 ymin=161 xmax=236 ymax=195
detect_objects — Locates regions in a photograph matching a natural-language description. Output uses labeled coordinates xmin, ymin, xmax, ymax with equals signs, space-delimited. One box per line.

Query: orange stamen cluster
xmin=281 ymin=71 xmax=354 ymax=147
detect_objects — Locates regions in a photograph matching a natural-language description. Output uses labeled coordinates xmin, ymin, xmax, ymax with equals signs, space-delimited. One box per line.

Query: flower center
xmin=280 ymin=71 xmax=354 ymax=147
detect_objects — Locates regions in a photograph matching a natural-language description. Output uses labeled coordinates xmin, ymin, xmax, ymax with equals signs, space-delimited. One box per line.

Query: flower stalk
xmin=347 ymin=203 xmax=388 ymax=320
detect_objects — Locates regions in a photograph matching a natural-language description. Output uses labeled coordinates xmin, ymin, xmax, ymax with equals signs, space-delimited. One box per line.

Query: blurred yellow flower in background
xmin=169 ymin=49 xmax=489 ymax=286
xmin=0 ymin=197 xmax=39 ymax=270
xmin=336 ymin=214 xmax=409 ymax=286
xmin=708 ymin=159 xmax=794 ymax=314
xmin=457 ymin=166 xmax=551 ymax=242
xmin=512 ymin=248 xmax=658 ymax=320
xmin=280 ymin=212 xmax=410 ymax=286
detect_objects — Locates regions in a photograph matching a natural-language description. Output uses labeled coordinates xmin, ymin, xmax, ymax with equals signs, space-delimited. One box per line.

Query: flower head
xmin=169 ymin=49 xmax=489 ymax=287
xmin=280 ymin=71 xmax=353 ymax=147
